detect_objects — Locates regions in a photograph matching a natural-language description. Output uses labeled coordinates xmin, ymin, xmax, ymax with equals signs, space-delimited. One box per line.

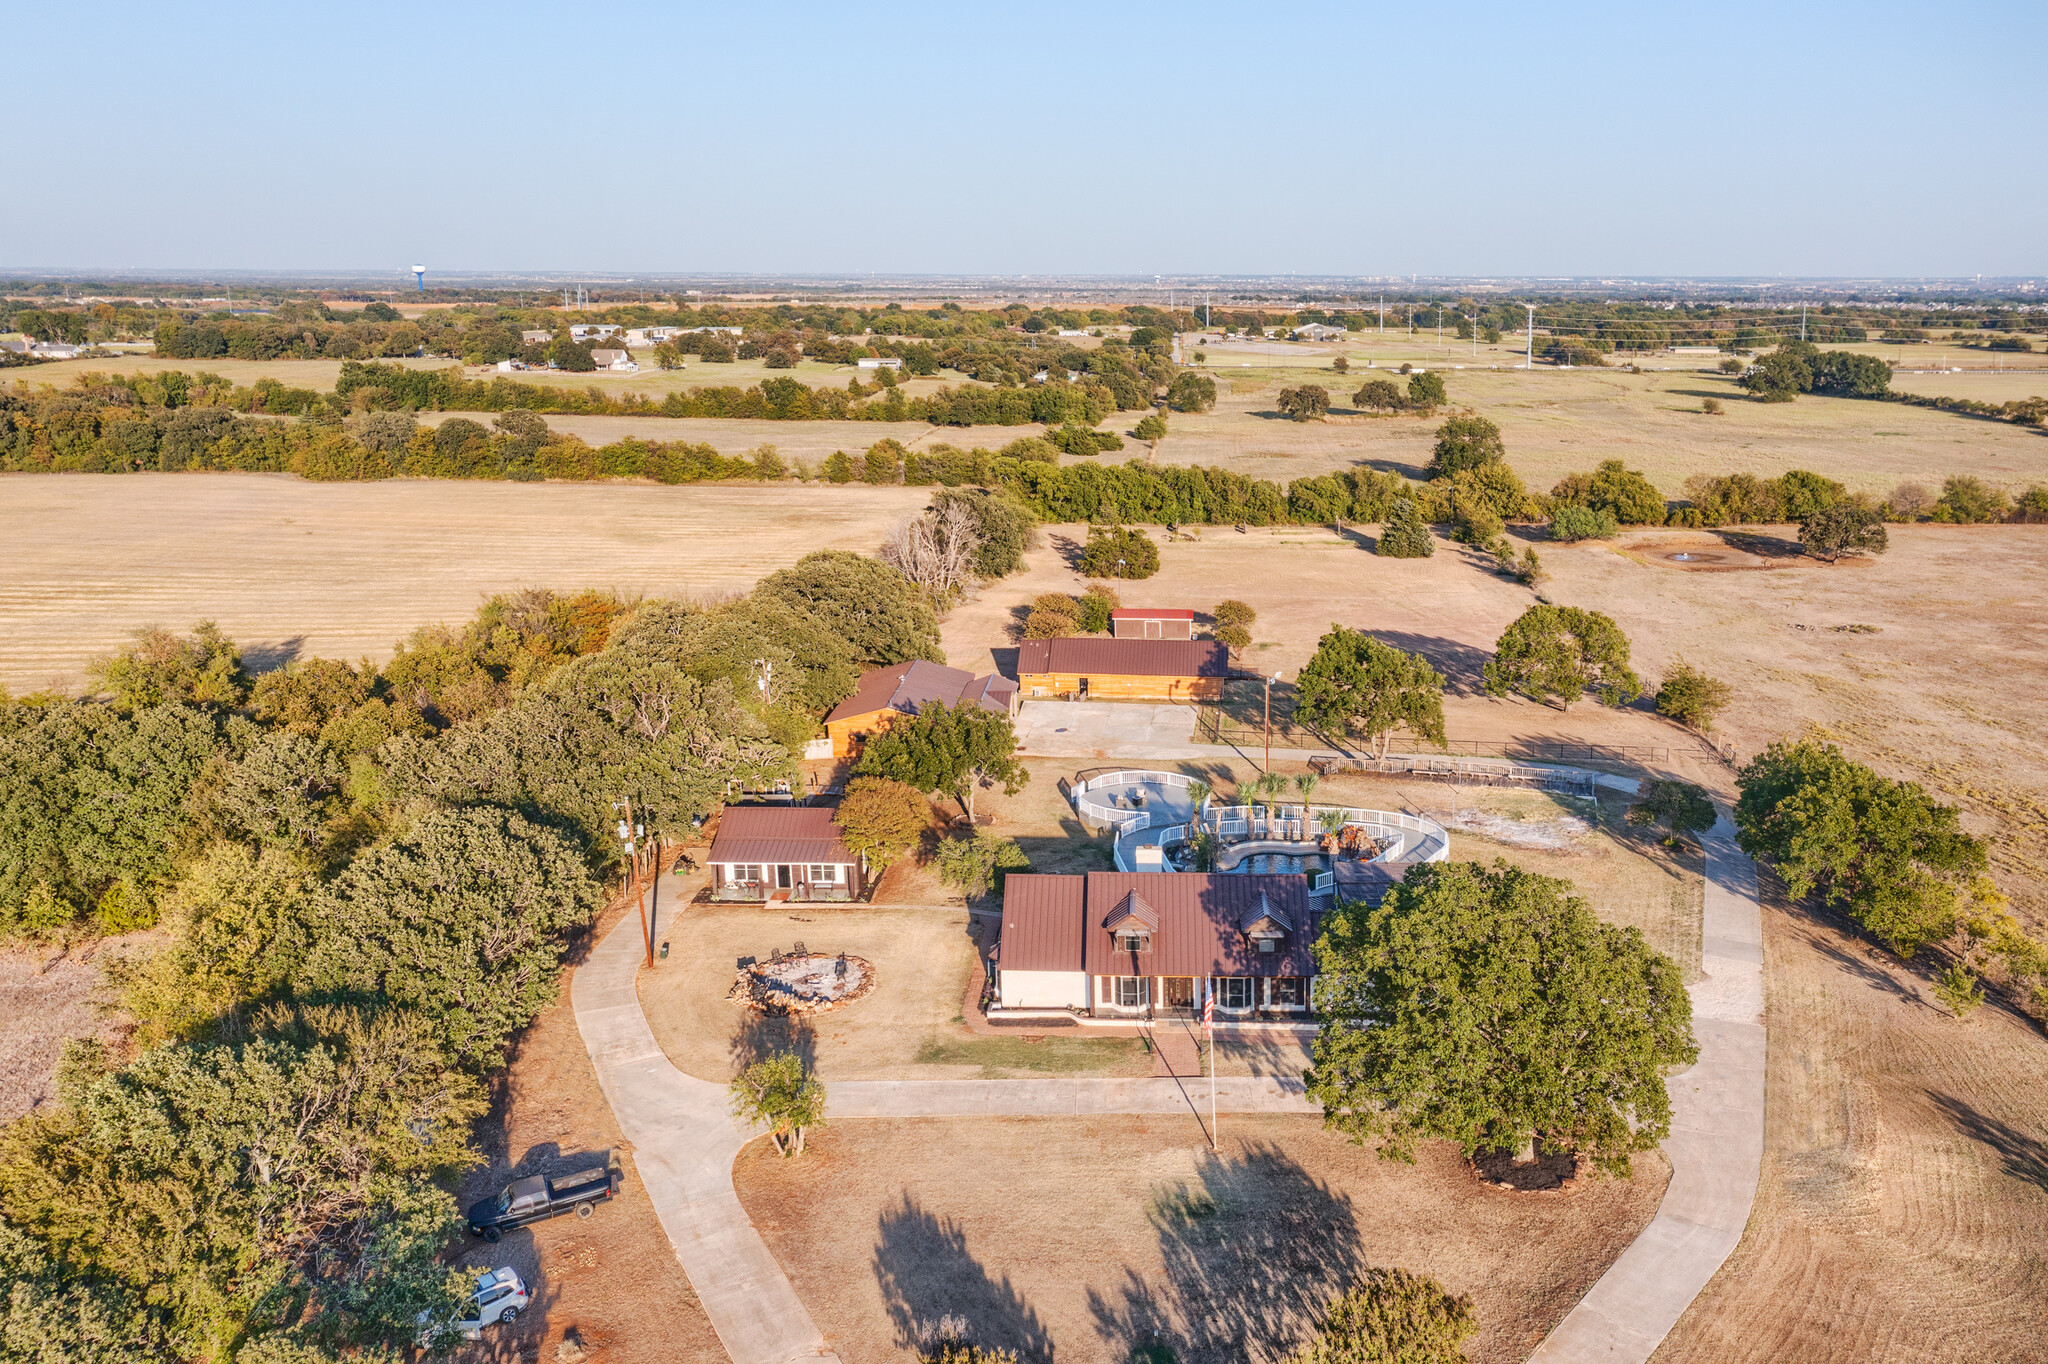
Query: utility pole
xmin=1800 ymin=302 xmax=1807 ymax=342
xmin=1437 ymin=304 xmax=1443 ymax=350
xmin=615 ymin=798 xmax=652 ymax=967
xmin=1378 ymin=293 xmax=1384 ymax=335
xmin=1526 ymin=303 xmax=1536 ymax=369
xmin=1205 ymin=984 xmax=1218 ymax=1153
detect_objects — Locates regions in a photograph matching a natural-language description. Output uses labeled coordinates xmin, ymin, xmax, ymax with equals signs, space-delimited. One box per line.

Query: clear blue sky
xmin=8 ymin=1 xmax=2043 ymax=279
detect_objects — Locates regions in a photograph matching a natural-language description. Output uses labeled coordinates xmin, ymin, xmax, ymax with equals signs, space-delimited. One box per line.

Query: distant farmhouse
xmin=1293 ymin=322 xmax=1347 ymax=342
xmin=1015 ymin=638 xmax=1231 ymax=701
xmin=824 ymin=661 xmax=1016 ymax=759
xmin=588 ymin=348 xmax=639 ymax=373
xmin=855 ymin=356 xmax=904 ymax=370
xmin=569 ymin=324 xmax=622 ymax=343
xmin=519 ymin=329 xmax=552 ymax=345
xmin=624 ymin=326 xmax=682 ymax=348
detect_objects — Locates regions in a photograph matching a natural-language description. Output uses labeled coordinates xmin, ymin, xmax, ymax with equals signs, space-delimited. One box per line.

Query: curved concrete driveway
xmin=573 ymin=771 xmax=1764 ymax=1364
xmin=572 ymin=884 xmax=1314 ymax=1364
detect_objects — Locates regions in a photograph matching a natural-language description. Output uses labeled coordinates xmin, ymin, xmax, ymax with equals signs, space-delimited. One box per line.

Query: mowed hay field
xmin=0 ymin=473 xmax=927 ymax=692
xmin=735 ymin=1115 xmax=1667 ymax=1364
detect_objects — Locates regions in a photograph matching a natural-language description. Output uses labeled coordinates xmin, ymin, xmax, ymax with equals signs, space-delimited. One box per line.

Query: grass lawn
xmin=637 ymin=903 xmax=1150 ymax=1083
xmin=735 ymin=1114 xmax=1669 ymax=1364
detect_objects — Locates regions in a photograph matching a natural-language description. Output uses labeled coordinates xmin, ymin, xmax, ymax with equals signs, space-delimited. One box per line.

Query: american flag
xmin=1202 ymin=986 xmax=1214 ymax=1034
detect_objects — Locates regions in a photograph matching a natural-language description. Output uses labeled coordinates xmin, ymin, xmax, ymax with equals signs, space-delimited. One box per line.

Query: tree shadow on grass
xmin=728 ymin=1010 xmax=817 ymax=1074
xmin=1362 ymin=631 xmax=1496 ymax=698
xmin=1088 ymin=1141 xmax=1363 ymax=1364
xmin=874 ymin=1193 xmax=1055 ymax=1362
xmin=1927 ymin=1091 xmax=2048 ymax=1194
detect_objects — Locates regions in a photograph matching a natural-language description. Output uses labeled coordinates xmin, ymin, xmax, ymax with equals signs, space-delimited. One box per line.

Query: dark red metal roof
xmin=1109 ymin=608 xmax=1196 ymax=620
xmin=996 ymin=874 xmax=1087 ymax=972
xmin=998 ymin=872 xmax=1316 ymax=977
xmin=1015 ymin=638 xmax=1232 ymax=678
xmin=825 ymin=660 xmax=1016 ymax=724
xmin=706 ymin=805 xmax=855 ymax=865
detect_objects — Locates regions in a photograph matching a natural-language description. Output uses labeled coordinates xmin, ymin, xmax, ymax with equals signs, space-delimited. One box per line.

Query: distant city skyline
xmin=8 ymin=1 xmax=2044 ymax=278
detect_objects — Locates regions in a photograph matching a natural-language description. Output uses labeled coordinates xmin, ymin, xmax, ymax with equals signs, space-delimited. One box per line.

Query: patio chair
xmin=793 ymin=941 xmax=806 ymax=955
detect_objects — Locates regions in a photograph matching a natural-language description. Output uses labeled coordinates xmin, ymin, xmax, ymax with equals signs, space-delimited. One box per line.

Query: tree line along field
xmin=13 ymin=342 xmax=2043 ymax=502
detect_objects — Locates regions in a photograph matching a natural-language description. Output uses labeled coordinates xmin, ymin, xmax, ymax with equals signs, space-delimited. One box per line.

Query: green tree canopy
xmin=1548 ymin=504 xmax=1618 ymax=542
xmin=730 ymin=1052 xmax=825 ymax=1157
xmin=1166 ymin=372 xmax=1217 ymax=413
xmin=1278 ymin=385 xmax=1332 ymax=421
xmin=88 ymin=622 xmax=247 ymax=711
xmin=1735 ymin=739 xmax=1988 ymax=955
xmin=1427 ymin=415 xmax=1504 ymax=477
xmin=295 ymin=807 xmax=602 ymax=1067
xmin=1078 ymin=526 xmax=1160 ymax=579
xmin=754 ymin=550 xmax=944 ymax=666
xmin=1293 ymin=628 xmax=1448 ymax=760
xmin=1281 ymin=1267 xmax=1476 ymax=1364
xmin=1406 ymin=372 xmax=1447 ymax=408
xmin=1306 ymin=860 xmax=1696 ymax=1177
xmin=1375 ymin=499 xmax=1434 ymax=558
xmin=851 ymin=702 xmax=1028 ymax=823
xmin=1482 ymin=605 xmax=1641 ymax=710
xmin=935 ymin=828 xmax=1030 ymax=900
xmin=1550 ymin=460 xmax=1667 ymax=525
xmin=1352 ymin=378 xmax=1403 ymax=413
xmin=831 ymin=777 xmax=930 ymax=871
xmin=1627 ymin=779 xmax=1718 ymax=844
xmin=0 ymin=1005 xmax=480 ymax=1359
xmin=1655 ymin=657 xmax=1731 ymax=731
xmin=1799 ymin=502 xmax=1888 ymax=562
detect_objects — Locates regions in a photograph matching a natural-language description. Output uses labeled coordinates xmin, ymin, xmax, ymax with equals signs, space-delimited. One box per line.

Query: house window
xmin=1216 ymin=977 xmax=1252 ymax=1010
xmin=730 ymin=864 xmax=762 ymax=884
xmin=1257 ymin=938 xmax=1277 ymax=954
xmin=808 ymin=865 xmax=840 ymax=883
xmin=1116 ymin=931 xmax=1151 ymax=954
xmin=1112 ymin=977 xmax=1147 ymax=1009
xmin=1268 ymin=977 xmax=1305 ymax=1007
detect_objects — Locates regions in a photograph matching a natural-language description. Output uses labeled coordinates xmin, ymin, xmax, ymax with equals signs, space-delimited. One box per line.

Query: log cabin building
xmin=822 ymin=660 xmax=1017 ymax=759
xmin=1014 ymin=637 xmax=1233 ymax=701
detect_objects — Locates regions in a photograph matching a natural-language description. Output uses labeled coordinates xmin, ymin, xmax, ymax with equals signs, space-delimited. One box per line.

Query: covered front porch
xmin=710 ymin=861 xmax=857 ymax=903
xmin=1089 ymin=972 xmax=1310 ymax=1020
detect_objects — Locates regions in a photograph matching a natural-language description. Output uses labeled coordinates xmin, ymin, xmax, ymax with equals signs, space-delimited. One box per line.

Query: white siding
xmin=998 ymin=969 xmax=1089 ymax=1010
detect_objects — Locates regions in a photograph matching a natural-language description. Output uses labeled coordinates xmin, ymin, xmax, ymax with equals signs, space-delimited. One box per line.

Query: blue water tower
xmin=412 ymin=264 xmax=426 ymax=293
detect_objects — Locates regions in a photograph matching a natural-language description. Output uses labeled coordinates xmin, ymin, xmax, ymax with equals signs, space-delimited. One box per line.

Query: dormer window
xmin=1258 ymin=938 xmax=1276 ymax=954
xmin=1117 ymin=931 xmax=1151 ymax=954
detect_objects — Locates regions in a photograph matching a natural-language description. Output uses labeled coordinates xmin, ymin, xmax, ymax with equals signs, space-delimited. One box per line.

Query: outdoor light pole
xmin=1263 ymin=669 xmax=1282 ymax=771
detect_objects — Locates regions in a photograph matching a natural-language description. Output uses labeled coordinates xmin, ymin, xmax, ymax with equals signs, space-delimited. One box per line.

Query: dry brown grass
xmin=1655 ymin=876 xmax=2048 ymax=1364
xmin=734 ymin=1114 xmax=1667 ymax=1364
xmin=639 ymin=902 xmax=1150 ymax=1083
xmin=0 ymin=473 xmax=928 ymax=693
xmin=0 ymin=939 xmax=144 ymax=1125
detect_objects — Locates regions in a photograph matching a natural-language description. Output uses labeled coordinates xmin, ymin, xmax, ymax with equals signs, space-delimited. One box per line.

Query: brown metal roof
xmin=1102 ymin=889 xmax=1159 ymax=931
xmin=706 ymin=805 xmax=855 ymax=866
xmin=1109 ymin=608 xmax=1195 ymax=620
xmin=1014 ymin=638 xmax=1232 ymax=679
xmin=825 ymin=660 xmax=1016 ymax=724
xmin=996 ymin=874 xmax=1088 ymax=972
xmin=998 ymin=872 xmax=1316 ymax=977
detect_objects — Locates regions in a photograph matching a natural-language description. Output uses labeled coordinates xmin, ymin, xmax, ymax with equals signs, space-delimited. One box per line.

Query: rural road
xmin=573 ymin=770 xmax=1765 ymax=1364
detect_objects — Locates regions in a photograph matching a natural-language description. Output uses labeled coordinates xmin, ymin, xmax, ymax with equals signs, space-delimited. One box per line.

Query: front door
xmin=775 ymin=865 xmax=792 ymax=891
xmin=1162 ymin=976 xmax=1194 ymax=1010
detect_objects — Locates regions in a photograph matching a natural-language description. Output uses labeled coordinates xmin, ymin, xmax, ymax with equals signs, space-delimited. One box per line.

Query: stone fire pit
xmin=727 ymin=952 xmax=877 ymax=1016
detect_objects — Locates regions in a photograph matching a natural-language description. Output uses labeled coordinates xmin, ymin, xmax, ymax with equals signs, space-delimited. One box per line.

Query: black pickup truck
xmin=466 ymin=1153 xmax=620 ymax=1241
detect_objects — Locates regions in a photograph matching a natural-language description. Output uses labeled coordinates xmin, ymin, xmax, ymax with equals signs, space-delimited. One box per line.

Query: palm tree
xmin=1185 ymin=778 xmax=1212 ymax=834
xmin=1293 ymin=773 xmax=1320 ymax=837
xmin=1254 ymin=771 xmax=1286 ymax=834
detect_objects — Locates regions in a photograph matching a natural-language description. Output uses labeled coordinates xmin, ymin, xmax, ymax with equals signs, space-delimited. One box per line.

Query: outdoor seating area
xmin=1068 ymin=768 xmax=1450 ymax=891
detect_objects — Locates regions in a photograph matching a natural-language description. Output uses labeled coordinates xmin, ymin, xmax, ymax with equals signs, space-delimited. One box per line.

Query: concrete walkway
xmin=572 ymin=903 xmax=843 ymax=1364
xmin=1526 ymin=814 xmax=1765 ymax=1363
